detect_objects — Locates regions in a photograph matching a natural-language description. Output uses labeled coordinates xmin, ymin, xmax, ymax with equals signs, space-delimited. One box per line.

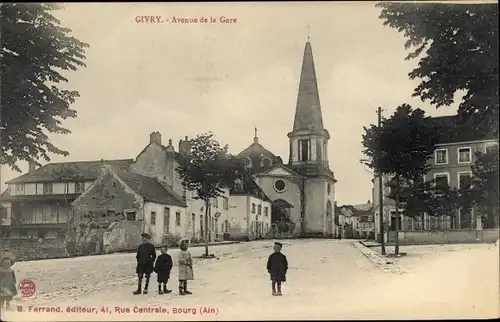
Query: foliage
xmin=0 ymin=3 xmax=89 ymax=172
xmin=362 ymin=104 xmax=440 ymax=180
xmin=175 ymin=132 xmax=244 ymax=202
xmin=471 ymin=146 xmax=499 ymax=227
xmin=377 ymin=2 xmax=499 ymax=136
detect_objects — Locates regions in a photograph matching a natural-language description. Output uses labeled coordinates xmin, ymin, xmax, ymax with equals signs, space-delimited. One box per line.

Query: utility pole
xmin=377 ymin=107 xmax=386 ymax=255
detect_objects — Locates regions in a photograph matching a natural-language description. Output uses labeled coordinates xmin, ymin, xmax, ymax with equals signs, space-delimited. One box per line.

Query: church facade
xmin=237 ymin=40 xmax=337 ymax=237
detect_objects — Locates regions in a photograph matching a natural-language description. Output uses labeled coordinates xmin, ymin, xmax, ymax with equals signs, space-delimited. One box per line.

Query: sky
xmin=0 ymin=1 xmax=460 ymax=205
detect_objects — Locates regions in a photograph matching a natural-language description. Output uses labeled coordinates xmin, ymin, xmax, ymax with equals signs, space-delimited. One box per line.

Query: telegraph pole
xmin=377 ymin=107 xmax=386 ymax=255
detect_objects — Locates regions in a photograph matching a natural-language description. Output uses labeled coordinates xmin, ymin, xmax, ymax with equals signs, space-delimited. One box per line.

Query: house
xmin=236 ymin=39 xmax=337 ymax=237
xmin=227 ymin=170 xmax=272 ymax=240
xmin=0 ymin=159 xmax=133 ymax=241
xmin=336 ymin=202 xmax=374 ymax=239
xmin=71 ymin=163 xmax=187 ymax=252
xmin=372 ymin=115 xmax=499 ymax=244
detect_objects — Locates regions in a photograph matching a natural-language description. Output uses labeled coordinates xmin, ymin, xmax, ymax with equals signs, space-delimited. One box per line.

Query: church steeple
xmin=292 ymin=40 xmax=324 ymax=132
xmin=287 ymin=39 xmax=330 ymax=168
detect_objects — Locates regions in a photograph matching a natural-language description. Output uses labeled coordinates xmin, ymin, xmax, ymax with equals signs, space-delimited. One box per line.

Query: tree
xmin=175 ymin=132 xmax=244 ymax=257
xmin=377 ymin=2 xmax=499 ymax=136
xmin=471 ymin=146 xmax=499 ymax=228
xmin=0 ymin=3 xmax=89 ymax=172
xmin=362 ymin=104 xmax=440 ymax=255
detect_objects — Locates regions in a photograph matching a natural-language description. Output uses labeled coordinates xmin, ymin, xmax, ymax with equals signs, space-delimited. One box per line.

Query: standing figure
xmin=178 ymin=239 xmax=194 ymax=295
xmin=133 ymin=233 xmax=156 ymax=295
xmin=0 ymin=254 xmax=17 ymax=311
xmin=154 ymin=246 xmax=173 ymax=294
xmin=266 ymin=242 xmax=288 ymax=296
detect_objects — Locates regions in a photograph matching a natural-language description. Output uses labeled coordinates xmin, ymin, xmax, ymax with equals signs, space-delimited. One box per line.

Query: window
xmin=485 ymin=143 xmax=498 ymax=154
xmin=457 ymin=147 xmax=471 ymax=164
xmin=264 ymin=207 xmax=268 ymax=217
xmin=435 ymin=149 xmax=448 ymax=165
xmin=214 ymin=218 xmax=218 ymax=234
xmin=43 ymin=183 xmax=53 ymax=194
xmin=0 ymin=207 xmax=7 ymax=219
xmin=16 ymin=184 xmax=25 ymax=195
xmin=434 ymin=173 xmax=449 ymax=191
xmin=223 ymin=197 xmax=229 ymax=210
xmin=200 ymin=215 xmax=204 ymax=236
xmin=258 ymin=205 xmax=262 ymax=215
xmin=150 ymin=211 xmax=156 ymax=225
xmin=274 ymin=179 xmax=286 ymax=192
xmin=298 ymin=139 xmax=311 ymax=162
xmin=191 ymin=213 xmax=196 ymax=234
xmin=175 ymin=212 xmax=181 ymax=226
xmin=212 ymin=198 xmax=219 ymax=208
xmin=327 ymin=184 xmax=331 ymax=194
xmin=262 ymin=157 xmax=272 ymax=168
xmin=37 ymin=230 xmax=47 ymax=239
xmin=75 ymin=181 xmax=85 ymax=193
xmin=252 ymin=203 xmax=256 ymax=213
xmin=458 ymin=172 xmax=472 ymax=190
xmin=164 ymin=207 xmax=170 ymax=233
xmin=126 ymin=212 xmax=136 ymax=221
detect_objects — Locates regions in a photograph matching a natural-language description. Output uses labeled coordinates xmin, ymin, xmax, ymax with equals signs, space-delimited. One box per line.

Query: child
xmin=154 ymin=246 xmax=173 ymax=294
xmin=0 ymin=255 xmax=17 ymax=311
xmin=266 ymin=242 xmax=288 ymax=296
xmin=133 ymin=233 xmax=156 ymax=295
xmin=178 ymin=239 xmax=194 ymax=295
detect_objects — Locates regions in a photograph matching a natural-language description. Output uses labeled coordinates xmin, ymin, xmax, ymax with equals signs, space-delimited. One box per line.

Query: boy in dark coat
xmin=133 ymin=233 xmax=156 ymax=295
xmin=154 ymin=246 xmax=173 ymax=294
xmin=266 ymin=242 xmax=288 ymax=296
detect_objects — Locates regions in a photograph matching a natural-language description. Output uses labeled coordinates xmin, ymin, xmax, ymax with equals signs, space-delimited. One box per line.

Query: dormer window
xmin=261 ymin=157 xmax=272 ymax=168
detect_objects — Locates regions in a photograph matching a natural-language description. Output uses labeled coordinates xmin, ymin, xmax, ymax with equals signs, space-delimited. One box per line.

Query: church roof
xmin=237 ymin=129 xmax=276 ymax=159
xmin=292 ymin=41 xmax=324 ymax=132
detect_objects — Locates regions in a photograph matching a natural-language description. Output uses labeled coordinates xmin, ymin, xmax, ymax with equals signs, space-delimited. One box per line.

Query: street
xmin=3 ymin=239 xmax=499 ymax=320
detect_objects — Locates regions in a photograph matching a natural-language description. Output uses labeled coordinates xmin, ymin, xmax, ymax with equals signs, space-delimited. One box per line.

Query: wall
xmin=131 ymin=143 xmax=171 ymax=183
xmin=254 ymin=175 xmax=301 ymax=230
xmin=227 ymin=195 xmax=249 ymax=239
xmin=0 ymin=239 xmax=66 ymax=261
xmin=0 ymin=201 xmax=11 ymax=226
xmin=143 ymin=202 xmax=187 ymax=245
xmin=387 ymin=229 xmax=499 ymax=245
xmin=304 ymin=178 xmax=326 ymax=233
xmin=247 ymin=196 xmax=272 ymax=239
xmin=103 ymin=220 xmax=142 ymax=253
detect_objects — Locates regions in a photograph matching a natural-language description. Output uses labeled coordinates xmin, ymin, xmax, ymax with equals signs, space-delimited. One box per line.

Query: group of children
xmin=135 ymin=233 xmax=288 ymax=296
xmin=0 ymin=252 xmax=17 ymax=311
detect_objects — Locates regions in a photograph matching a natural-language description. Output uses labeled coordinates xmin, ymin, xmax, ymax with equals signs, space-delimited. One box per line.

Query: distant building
xmin=0 ymin=159 xmax=133 ymax=241
xmin=337 ymin=201 xmax=374 ymax=239
xmin=372 ymin=115 xmax=498 ymax=242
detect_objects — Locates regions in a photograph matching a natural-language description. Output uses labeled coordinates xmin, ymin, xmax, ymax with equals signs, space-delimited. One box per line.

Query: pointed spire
xmin=292 ymin=40 xmax=324 ymax=132
xmin=254 ymin=127 xmax=258 ymax=143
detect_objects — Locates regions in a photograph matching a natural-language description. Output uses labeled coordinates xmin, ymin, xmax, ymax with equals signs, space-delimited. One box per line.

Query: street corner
xmin=352 ymin=241 xmax=404 ymax=274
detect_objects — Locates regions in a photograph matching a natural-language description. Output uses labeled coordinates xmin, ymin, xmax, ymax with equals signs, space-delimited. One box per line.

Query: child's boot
xmin=143 ymin=277 xmax=150 ymax=294
xmin=277 ymin=283 xmax=282 ymax=296
xmin=183 ymin=281 xmax=192 ymax=295
xmin=133 ymin=278 xmax=142 ymax=295
xmin=179 ymin=281 xmax=185 ymax=295
xmin=158 ymin=284 xmax=163 ymax=295
xmin=163 ymin=283 xmax=171 ymax=294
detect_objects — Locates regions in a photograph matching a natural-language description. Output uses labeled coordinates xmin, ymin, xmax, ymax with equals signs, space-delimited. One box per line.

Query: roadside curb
xmin=353 ymin=241 xmax=405 ymax=275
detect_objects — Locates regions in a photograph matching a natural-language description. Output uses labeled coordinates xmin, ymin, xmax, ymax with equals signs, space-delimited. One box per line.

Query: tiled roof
xmin=230 ymin=169 xmax=272 ymax=202
xmin=430 ymin=115 xmax=497 ymax=144
xmin=115 ymin=171 xmax=186 ymax=207
xmin=6 ymin=159 xmax=134 ymax=184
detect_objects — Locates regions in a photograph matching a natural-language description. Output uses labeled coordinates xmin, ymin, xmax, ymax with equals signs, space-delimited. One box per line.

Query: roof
xmin=430 ymin=115 xmax=497 ymax=144
xmin=230 ymin=169 xmax=272 ymax=202
xmin=115 ymin=170 xmax=186 ymax=207
xmin=6 ymin=159 xmax=134 ymax=184
xmin=287 ymin=163 xmax=336 ymax=181
xmin=339 ymin=203 xmax=373 ymax=218
xmin=292 ymin=41 xmax=324 ymax=132
xmin=0 ymin=193 xmax=80 ymax=202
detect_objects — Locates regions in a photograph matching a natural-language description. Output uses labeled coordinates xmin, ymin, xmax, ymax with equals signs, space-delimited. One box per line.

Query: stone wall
xmin=103 ymin=220 xmax=142 ymax=253
xmin=387 ymin=229 xmax=499 ymax=245
xmin=0 ymin=238 xmax=67 ymax=261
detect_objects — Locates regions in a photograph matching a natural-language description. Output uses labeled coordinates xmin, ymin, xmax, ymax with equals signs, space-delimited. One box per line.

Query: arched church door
xmin=326 ymin=200 xmax=333 ymax=235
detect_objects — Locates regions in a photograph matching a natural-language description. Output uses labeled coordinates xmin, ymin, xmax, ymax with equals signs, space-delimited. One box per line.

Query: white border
xmin=457 ymin=146 xmax=472 ymax=164
xmin=433 ymin=172 xmax=450 ymax=188
xmin=261 ymin=157 xmax=273 ymax=168
xmin=434 ymin=148 xmax=448 ymax=165
xmin=457 ymin=171 xmax=473 ymax=189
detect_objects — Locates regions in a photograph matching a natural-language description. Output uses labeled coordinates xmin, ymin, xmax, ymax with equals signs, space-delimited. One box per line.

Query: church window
xmin=274 ymin=179 xmax=286 ymax=193
xmin=298 ymin=139 xmax=311 ymax=162
xmin=327 ymin=184 xmax=331 ymax=194
xmin=251 ymin=203 xmax=256 ymax=213
xmin=261 ymin=157 xmax=272 ymax=168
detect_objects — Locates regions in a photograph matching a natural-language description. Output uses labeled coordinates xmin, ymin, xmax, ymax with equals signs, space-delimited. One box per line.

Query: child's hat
xmin=141 ymin=232 xmax=152 ymax=239
xmin=0 ymin=251 xmax=15 ymax=267
xmin=274 ymin=242 xmax=283 ymax=247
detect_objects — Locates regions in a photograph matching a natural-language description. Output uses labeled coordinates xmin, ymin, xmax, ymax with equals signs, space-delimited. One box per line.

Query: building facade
xmin=372 ymin=115 xmax=499 ymax=242
xmin=237 ymin=40 xmax=337 ymax=237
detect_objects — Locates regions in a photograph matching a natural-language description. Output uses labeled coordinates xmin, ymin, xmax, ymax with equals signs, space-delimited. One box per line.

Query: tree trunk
xmin=204 ymin=198 xmax=210 ymax=257
xmin=394 ymin=176 xmax=401 ymax=256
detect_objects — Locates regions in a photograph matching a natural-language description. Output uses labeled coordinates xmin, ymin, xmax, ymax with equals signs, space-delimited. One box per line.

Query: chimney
xmin=179 ymin=136 xmax=191 ymax=156
xmin=28 ymin=161 xmax=37 ymax=173
xmin=165 ymin=138 xmax=175 ymax=153
xmin=178 ymin=139 xmax=184 ymax=154
xmin=150 ymin=131 xmax=162 ymax=145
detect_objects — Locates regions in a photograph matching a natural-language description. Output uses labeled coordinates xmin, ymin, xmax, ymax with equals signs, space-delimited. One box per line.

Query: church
xmin=236 ymin=40 xmax=337 ymax=237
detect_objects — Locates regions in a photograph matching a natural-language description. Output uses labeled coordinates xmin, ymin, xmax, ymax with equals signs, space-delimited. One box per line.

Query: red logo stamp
xmin=18 ymin=279 xmax=36 ymax=297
